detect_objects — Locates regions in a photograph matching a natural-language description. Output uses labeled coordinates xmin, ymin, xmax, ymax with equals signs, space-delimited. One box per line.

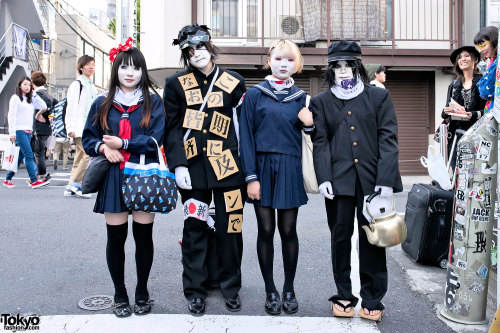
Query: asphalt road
xmin=0 ymin=167 xmax=453 ymax=333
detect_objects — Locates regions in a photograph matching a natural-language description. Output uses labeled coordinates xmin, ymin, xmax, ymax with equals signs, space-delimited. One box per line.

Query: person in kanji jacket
xmin=309 ymin=41 xmax=402 ymax=321
xmin=163 ymin=24 xmax=246 ymax=316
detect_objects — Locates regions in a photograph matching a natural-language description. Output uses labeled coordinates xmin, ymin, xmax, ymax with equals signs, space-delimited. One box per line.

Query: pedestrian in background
xmin=369 ymin=65 xmax=386 ymax=89
xmin=441 ymin=46 xmax=485 ymax=170
xmin=82 ymin=39 xmax=165 ymax=318
xmin=3 ymin=76 xmax=49 ymax=189
xmin=239 ymin=39 xmax=310 ymax=315
xmin=474 ymin=26 xmax=498 ymax=112
xmin=64 ymin=54 xmax=97 ymax=198
xmin=310 ymin=41 xmax=401 ymax=322
xmin=31 ymin=71 xmax=58 ymax=183
xmin=53 ymin=137 xmax=69 ymax=170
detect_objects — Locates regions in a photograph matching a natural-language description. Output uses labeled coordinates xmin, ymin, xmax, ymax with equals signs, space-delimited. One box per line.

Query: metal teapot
xmin=362 ymin=189 xmax=407 ymax=247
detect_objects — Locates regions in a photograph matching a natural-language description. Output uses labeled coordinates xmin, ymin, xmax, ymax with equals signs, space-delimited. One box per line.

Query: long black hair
xmin=97 ymin=47 xmax=161 ymax=131
xmin=324 ymin=59 xmax=370 ymax=87
xmin=15 ymin=76 xmax=33 ymax=103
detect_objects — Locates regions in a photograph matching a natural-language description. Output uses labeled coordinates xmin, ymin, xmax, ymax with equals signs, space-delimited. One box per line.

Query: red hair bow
xmin=109 ymin=37 xmax=133 ymax=62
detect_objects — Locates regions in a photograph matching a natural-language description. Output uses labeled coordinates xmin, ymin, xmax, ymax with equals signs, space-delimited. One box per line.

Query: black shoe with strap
xmin=282 ymin=291 xmax=298 ymax=314
xmin=225 ymin=295 xmax=241 ymax=312
xmin=188 ymin=298 xmax=206 ymax=316
xmin=134 ymin=298 xmax=154 ymax=315
xmin=265 ymin=292 xmax=281 ymax=315
xmin=113 ymin=301 xmax=132 ymax=318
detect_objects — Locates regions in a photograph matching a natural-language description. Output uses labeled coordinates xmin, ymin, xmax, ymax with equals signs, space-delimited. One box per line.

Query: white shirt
xmin=370 ymin=80 xmax=386 ymax=89
xmin=8 ymin=94 xmax=47 ymax=136
xmin=65 ymin=75 xmax=97 ymax=138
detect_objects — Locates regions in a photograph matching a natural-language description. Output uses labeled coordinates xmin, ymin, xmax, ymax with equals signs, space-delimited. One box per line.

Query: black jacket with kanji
xmin=311 ymin=85 xmax=403 ymax=196
xmin=163 ymin=65 xmax=246 ymax=189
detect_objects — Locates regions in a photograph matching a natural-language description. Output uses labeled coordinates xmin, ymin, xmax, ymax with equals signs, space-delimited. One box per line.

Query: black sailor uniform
xmin=82 ymin=94 xmax=165 ymax=214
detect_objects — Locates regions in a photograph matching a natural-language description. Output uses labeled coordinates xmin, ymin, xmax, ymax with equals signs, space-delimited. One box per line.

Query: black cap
xmin=449 ymin=46 xmax=480 ymax=65
xmin=328 ymin=41 xmax=362 ymax=62
xmin=173 ymin=24 xmax=211 ymax=50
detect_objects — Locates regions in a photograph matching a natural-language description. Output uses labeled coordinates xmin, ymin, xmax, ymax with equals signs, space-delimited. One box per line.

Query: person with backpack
xmin=31 ymin=71 xmax=58 ymax=183
xmin=64 ymin=55 xmax=97 ymax=198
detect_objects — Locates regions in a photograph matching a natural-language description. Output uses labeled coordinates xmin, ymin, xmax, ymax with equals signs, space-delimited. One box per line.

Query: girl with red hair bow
xmin=82 ymin=41 xmax=165 ymax=318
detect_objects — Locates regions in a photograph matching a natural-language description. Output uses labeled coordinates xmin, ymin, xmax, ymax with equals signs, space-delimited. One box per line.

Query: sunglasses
xmin=475 ymin=41 xmax=490 ymax=52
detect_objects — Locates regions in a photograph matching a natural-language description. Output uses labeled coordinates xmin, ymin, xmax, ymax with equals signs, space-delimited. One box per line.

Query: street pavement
xmin=0 ymin=167 xmax=495 ymax=332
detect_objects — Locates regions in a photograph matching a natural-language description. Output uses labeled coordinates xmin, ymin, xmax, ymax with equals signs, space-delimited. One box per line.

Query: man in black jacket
xmin=310 ymin=41 xmax=402 ymax=321
xmin=31 ymin=71 xmax=58 ymax=183
xmin=163 ymin=24 xmax=246 ymax=316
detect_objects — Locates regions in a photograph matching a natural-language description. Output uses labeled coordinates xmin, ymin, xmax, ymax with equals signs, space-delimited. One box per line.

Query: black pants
xmin=325 ymin=176 xmax=387 ymax=310
xmin=32 ymin=134 xmax=48 ymax=176
xmin=179 ymin=185 xmax=245 ymax=300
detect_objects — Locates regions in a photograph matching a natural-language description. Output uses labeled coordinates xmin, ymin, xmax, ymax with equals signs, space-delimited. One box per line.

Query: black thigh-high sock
xmin=277 ymin=208 xmax=299 ymax=293
xmin=106 ymin=223 xmax=129 ymax=303
xmin=132 ymin=221 xmax=154 ymax=301
xmin=254 ymin=205 xmax=277 ymax=294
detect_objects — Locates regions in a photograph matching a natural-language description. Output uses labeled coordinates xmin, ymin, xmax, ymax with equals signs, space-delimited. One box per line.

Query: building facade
xmin=141 ymin=0 xmax=492 ymax=175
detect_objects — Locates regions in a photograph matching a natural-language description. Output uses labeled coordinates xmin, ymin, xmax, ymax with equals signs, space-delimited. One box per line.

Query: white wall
xmin=464 ymin=0 xmax=481 ymax=45
xmin=141 ymin=1 xmax=191 ymax=70
xmin=434 ymin=69 xmax=454 ymax=131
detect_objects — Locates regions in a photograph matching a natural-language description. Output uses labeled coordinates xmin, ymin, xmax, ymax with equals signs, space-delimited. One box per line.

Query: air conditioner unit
xmin=278 ymin=15 xmax=304 ymax=40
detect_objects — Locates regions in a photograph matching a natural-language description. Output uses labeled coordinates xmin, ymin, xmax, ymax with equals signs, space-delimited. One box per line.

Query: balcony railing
xmin=194 ymin=0 xmax=461 ymax=49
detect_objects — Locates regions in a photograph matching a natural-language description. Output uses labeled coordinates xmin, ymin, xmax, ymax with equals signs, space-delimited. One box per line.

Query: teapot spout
xmin=362 ymin=225 xmax=379 ymax=244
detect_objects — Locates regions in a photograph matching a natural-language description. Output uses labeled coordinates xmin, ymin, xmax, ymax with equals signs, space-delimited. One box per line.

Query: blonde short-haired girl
xmin=239 ymin=39 xmax=313 ymax=315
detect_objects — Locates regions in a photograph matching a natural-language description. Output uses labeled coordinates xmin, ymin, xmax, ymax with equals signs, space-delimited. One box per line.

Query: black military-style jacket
xmin=311 ymin=85 xmax=403 ymax=196
xmin=163 ymin=65 xmax=246 ymax=189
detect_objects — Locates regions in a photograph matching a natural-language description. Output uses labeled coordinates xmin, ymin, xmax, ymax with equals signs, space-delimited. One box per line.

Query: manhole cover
xmin=78 ymin=295 xmax=113 ymax=311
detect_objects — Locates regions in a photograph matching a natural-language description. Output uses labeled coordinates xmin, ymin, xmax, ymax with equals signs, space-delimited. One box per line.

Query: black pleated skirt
xmin=247 ymin=152 xmax=308 ymax=209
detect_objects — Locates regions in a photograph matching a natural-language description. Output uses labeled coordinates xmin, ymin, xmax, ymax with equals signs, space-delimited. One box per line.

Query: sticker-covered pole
xmin=493 ymin=26 xmax=500 ymax=308
xmin=440 ymin=112 xmax=497 ymax=324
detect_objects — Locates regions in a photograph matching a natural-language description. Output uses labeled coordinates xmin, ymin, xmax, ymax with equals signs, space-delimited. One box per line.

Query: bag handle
xmin=138 ymin=137 xmax=166 ymax=169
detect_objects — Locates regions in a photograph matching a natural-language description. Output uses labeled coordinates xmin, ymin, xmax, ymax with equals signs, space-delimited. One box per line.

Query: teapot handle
xmin=365 ymin=188 xmax=396 ymax=220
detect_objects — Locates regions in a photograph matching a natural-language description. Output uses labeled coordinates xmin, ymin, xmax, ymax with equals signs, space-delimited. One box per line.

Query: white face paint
xmin=118 ymin=61 xmax=142 ymax=93
xmin=269 ymin=53 xmax=296 ymax=80
xmin=188 ymin=46 xmax=212 ymax=71
xmin=334 ymin=60 xmax=354 ymax=86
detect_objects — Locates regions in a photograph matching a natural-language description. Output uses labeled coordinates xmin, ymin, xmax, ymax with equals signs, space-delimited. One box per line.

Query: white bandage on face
xmin=183 ymin=198 xmax=209 ymax=221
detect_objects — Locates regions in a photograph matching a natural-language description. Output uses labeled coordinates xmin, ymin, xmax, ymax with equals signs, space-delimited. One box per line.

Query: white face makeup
xmin=118 ymin=61 xmax=142 ymax=93
xmin=269 ymin=52 xmax=296 ymax=80
xmin=334 ymin=61 xmax=354 ymax=86
xmin=188 ymin=46 xmax=212 ymax=71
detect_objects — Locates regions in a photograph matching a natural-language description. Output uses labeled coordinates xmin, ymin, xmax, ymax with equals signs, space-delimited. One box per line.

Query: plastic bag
xmin=2 ymin=143 xmax=20 ymax=173
xmin=420 ymin=145 xmax=452 ymax=190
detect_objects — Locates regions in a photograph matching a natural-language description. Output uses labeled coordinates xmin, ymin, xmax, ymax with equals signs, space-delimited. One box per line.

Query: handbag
xmin=2 ymin=143 xmax=20 ymax=173
xmin=81 ymin=155 xmax=111 ymax=194
xmin=121 ymin=137 xmax=177 ymax=213
xmin=301 ymin=95 xmax=319 ymax=194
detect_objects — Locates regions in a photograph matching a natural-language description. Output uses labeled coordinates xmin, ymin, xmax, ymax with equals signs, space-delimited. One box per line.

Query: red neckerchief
xmin=113 ymin=102 xmax=142 ymax=169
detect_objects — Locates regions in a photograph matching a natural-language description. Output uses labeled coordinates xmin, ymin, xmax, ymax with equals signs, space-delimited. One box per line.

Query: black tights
xmin=254 ymin=205 xmax=299 ymax=294
xmin=106 ymin=221 xmax=154 ymax=303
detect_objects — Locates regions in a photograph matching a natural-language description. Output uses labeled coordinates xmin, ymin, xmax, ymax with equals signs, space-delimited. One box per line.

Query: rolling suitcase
xmin=402 ymin=183 xmax=454 ymax=268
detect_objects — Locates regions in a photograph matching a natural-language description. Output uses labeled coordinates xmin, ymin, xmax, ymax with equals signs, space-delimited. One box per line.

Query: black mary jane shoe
xmin=225 ymin=295 xmax=242 ymax=312
xmin=134 ymin=298 xmax=154 ymax=315
xmin=188 ymin=298 xmax=206 ymax=316
xmin=282 ymin=292 xmax=298 ymax=314
xmin=265 ymin=292 xmax=281 ymax=315
xmin=113 ymin=302 xmax=133 ymax=318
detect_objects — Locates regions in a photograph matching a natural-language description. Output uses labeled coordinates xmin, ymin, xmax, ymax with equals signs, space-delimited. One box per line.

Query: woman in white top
xmin=4 ymin=76 xmax=49 ymax=189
